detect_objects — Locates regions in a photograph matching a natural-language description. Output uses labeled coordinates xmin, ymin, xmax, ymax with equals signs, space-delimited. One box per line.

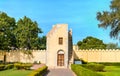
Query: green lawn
xmin=0 ymin=69 xmax=32 ymax=76
xmin=98 ymin=66 xmax=120 ymax=76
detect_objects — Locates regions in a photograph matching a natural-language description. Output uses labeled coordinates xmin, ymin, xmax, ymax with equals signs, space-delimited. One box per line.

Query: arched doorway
xmin=57 ymin=50 xmax=64 ymax=66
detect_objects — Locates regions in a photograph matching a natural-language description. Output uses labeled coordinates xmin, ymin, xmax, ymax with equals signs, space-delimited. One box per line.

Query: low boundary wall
xmin=0 ymin=50 xmax=46 ymax=63
xmin=74 ymin=49 xmax=120 ymax=62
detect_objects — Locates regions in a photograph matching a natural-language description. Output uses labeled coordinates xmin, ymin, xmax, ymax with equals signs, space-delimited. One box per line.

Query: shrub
xmin=99 ymin=62 xmax=120 ymax=66
xmin=82 ymin=63 xmax=105 ymax=71
xmin=4 ymin=64 xmax=14 ymax=70
xmin=29 ymin=72 xmax=39 ymax=76
xmin=14 ymin=63 xmax=21 ymax=69
xmin=14 ymin=63 xmax=32 ymax=70
xmin=23 ymin=63 xmax=33 ymax=70
xmin=0 ymin=60 xmax=3 ymax=64
xmin=71 ymin=64 xmax=103 ymax=76
xmin=28 ymin=65 xmax=48 ymax=76
xmin=0 ymin=64 xmax=14 ymax=71
xmin=0 ymin=65 xmax=5 ymax=71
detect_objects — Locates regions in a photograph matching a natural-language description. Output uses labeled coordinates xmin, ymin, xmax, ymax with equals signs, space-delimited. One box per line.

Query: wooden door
xmin=57 ymin=54 xmax=64 ymax=66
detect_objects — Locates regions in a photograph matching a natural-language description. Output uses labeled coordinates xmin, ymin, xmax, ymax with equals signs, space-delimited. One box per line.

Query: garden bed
xmin=0 ymin=69 xmax=32 ymax=76
xmin=71 ymin=63 xmax=120 ymax=76
xmin=0 ymin=63 xmax=47 ymax=76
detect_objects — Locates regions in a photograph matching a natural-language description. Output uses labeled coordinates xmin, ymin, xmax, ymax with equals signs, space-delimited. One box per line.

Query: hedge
xmin=71 ymin=64 xmax=103 ymax=76
xmin=99 ymin=62 xmax=120 ymax=66
xmin=0 ymin=63 xmax=32 ymax=71
xmin=4 ymin=64 xmax=14 ymax=70
xmin=82 ymin=63 xmax=105 ymax=71
xmin=14 ymin=63 xmax=32 ymax=70
xmin=0 ymin=65 xmax=5 ymax=71
xmin=0 ymin=64 xmax=14 ymax=70
xmin=28 ymin=65 xmax=48 ymax=76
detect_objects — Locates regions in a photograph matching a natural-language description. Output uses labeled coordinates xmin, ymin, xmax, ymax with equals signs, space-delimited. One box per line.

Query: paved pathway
xmin=30 ymin=64 xmax=45 ymax=70
xmin=44 ymin=68 xmax=75 ymax=76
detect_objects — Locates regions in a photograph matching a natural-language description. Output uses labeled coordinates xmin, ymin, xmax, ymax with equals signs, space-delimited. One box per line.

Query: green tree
xmin=37 ymin=36 xmax=46 ymax=49
xmin=0 ymin=12 xmax=16 ymax=50
xmin=97 ymin=0 xmax=120 ymax=39
xmin=15 ymin=16 xmax=42 ymax=50
xmin=77 ymin=36 xmax=106 ymax=49
xmin=106 ymin=43 xmax=118 ymax=49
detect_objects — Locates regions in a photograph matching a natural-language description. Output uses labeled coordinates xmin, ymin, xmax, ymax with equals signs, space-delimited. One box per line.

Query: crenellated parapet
xmin=74 ymin=48 xmax=120 ymax=62
xmin=75 ymin=49 xmax=120 ymax=52
xmin=0 ymin=50 xmax=47 ymax=63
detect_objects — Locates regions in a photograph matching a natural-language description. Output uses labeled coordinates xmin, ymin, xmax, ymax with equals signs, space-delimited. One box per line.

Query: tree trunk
xmin=3 ymin=53 xmax=6 ymax=64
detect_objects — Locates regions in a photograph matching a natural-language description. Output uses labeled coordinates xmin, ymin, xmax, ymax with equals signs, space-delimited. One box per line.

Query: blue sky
xmin=0 ymin=0 xmax=119 ymax=44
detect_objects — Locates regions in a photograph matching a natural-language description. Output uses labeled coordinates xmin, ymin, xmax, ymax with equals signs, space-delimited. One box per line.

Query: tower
xmin=46 ymin=24 xmax=69 ymax=68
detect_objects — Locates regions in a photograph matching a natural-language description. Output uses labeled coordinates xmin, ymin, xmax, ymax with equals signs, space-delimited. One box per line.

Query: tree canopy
xmin=77 ymin=36 xmax=106 ymax=49
xmin=0 ymin=12 xmax=46 ymax=50
xmin=37 ymin=36 xmax=46 ymax=49
xmin=0 ymin=12 xmax=16 ymax=50
xmin=106 ymin=42 xmax=118 ymax=49
xmin=97 ymin=0 xmax=120 ymax=39
xmin=15 ymin=16 xmax=42 ymax=50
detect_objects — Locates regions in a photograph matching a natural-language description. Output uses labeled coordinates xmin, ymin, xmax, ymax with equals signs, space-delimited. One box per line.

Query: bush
xmin=71 ymin=64 xmax=103 ymax=76
xmin=82 ymin=63 xmax=105 ymax=71
xmin=99 ymin=62 xmax=120 ymax=66
xmin=29 ymin=72 xmax=39 ymax=76
xmin=4 ymin=64 xmax=14 ymax=70
xmin=28 ymin=65 xmax=48 ymax=76
xmin=0 ymin=60 xmax=3 ymax=64
xmin=14 ymin=63 xmax=21 ymax=69
xmin=14 ymin=63 xmax=32 ymax=70
xmin=0 ymin=65 xmax=5 ymax=71
xmin=23 ymin=63 xmax=33 ymax=70
xmin=0 ymin=64 xmax=14 ymax=71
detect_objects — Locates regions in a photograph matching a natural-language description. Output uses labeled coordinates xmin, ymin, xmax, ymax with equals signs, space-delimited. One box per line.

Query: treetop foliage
xmin=106 ymin=42 xmax=118 ymax=49
xmin=77 ymin=36 xmax=106 ymax=49
xmin=0 ymin=12 xmax=16 ymax=50
xmin=97 ymin=0 xmax=120 ymax=39
xmin=0 ymin=12 xmax=46 ymax=50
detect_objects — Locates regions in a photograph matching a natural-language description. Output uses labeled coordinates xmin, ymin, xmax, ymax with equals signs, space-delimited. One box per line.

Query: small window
xmin=59 ymin=37 xmax=63 ymax=45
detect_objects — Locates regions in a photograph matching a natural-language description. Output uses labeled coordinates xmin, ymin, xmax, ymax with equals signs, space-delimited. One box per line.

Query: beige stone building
xmin=46 ymin=24 xmax=73 ymax=68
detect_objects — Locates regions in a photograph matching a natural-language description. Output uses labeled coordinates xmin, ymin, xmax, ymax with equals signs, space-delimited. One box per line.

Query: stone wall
xmin=74 ymin=48 xmax=120 ymax=62
xmin=0 ymin=50 xmax=46 ymax=63
xmin=1 ymin=48 xmax=120 ymax=64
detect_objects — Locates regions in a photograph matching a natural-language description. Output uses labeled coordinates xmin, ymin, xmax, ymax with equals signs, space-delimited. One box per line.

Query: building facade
xmin=46 ymin=24 xmax=73 ymax=68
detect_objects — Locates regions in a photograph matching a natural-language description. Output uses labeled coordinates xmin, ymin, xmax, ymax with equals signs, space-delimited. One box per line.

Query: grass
xmin=98 ymin=66 xmax=120 ymax=76
xmin=0 ymin=69 xmax=32 ymax=76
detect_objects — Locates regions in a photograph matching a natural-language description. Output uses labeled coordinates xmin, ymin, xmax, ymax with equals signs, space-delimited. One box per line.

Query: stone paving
xmin=44 ymin=68 xmax=75 ymax=76
xmin=30 ymin=64 xmax=46 ymax=70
